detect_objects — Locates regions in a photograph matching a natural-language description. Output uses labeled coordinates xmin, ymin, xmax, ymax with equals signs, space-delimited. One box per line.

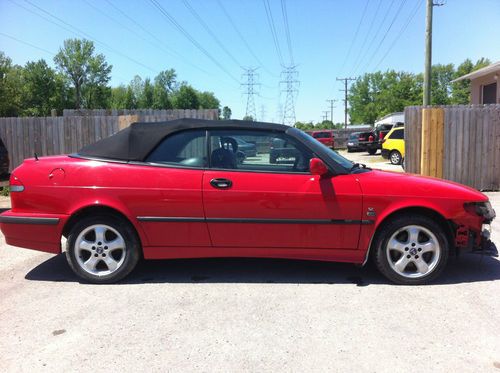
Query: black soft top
xmin=77 ymin=118 xmax=288 ymax=161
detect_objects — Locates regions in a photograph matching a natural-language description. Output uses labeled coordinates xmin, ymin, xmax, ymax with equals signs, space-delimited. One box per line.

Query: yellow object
xmin=382 ymin=127 xmax=405 ymax=165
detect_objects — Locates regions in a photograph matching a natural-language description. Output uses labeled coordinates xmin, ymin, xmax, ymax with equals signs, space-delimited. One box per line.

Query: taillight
xmin=9 ymin=175 xmax=24 ymax=192
xmin=368 ymin=135 xmax=374 ymax=142
xmin=379 ymin=132 xmax=384 ymax=140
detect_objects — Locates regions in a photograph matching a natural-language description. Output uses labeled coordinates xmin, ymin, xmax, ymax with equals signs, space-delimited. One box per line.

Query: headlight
xmin=464 ymin=201 xmax=496 ymax=223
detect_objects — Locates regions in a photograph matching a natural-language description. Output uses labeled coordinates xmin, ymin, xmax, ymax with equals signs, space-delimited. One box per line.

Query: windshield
xmin=290 ymin=128 xmax=353 ymax=170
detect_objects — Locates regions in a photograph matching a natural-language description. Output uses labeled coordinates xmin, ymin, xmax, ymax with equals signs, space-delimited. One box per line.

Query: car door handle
xmin=210 ymin=178 xmax=233 ymax=189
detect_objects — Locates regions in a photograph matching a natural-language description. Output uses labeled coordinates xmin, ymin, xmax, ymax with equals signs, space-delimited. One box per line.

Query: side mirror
xmin=309 ymin=158 xmax=329 ymax=176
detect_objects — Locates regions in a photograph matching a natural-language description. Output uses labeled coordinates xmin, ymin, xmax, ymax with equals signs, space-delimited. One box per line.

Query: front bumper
xmin=0 ymin=210 xmax=68 ymax=254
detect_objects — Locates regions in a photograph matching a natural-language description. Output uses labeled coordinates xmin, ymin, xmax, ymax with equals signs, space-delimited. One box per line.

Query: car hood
xmin=356 ymin=169 xmax=488 ymax=202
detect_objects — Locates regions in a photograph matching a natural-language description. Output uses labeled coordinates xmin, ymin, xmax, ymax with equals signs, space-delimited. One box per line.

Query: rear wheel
xmin=372 ymin=215 xmax=449 ymax=285
xmin=367 ymin=148 xmax=377 ymax=155
xmin=65 ymin=215 xmax=140 ymax=283
xmin=390 ymin=150 xmax=402 ymax=165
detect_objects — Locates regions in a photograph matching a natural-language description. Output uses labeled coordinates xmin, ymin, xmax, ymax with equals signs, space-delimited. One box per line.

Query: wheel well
xmin=62 ymin=205 xmax=138 ymax=239
xmin=370 ymin=207 xmax=455 ymax=257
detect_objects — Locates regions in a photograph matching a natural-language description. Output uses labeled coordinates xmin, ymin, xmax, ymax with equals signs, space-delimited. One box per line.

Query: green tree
xmin=139 ymin=78 xmax=154 ymax=108
xmin=242 ymin=115 xmax=254 ymax=121
xmin=124 ymin=86 xmax=136 ymax=109
xmin=0 ymin=52 xmax=23 ymax=116
xmin=110 ymin=85 xmax=128 ymax=109
xmin=451 ymin=58 xmax=491 ymax=104
xmin=21 ymin=59 xmax=57 ymax=116
xmin=173 ymin=84 xmax=199 ymax=109
xmin=54 ymin=39 xmax=112 ymax=109
xmin=153 ymin=69 xmax=176 ymax=109
xmin=222 ymin=106 xmax=232 ymax=120
xmin=197 ymin=91 xmax=220 ymax=109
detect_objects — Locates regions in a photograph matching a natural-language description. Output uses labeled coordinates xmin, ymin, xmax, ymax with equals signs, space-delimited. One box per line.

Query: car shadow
xmin=24 ymin=252 xmax=500 ymax=286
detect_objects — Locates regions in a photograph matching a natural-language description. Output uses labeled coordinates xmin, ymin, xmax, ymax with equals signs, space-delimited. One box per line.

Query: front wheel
xmin=390 ymin=150 xmax=402 ymax=165
xmin=65 ymin=215 xmax=140 ymax=283
xmin=372 ymin=215 xmax=449 ymax=285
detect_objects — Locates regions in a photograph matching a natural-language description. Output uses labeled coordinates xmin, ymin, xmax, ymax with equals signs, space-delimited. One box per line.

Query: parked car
xmin=346 ymin=132 xmax=364 ymax=152
xmin=234 ymin=137 xmax=257 ymax=157
xmin=382 ymin=127 xmax=405 ymax=165
xmin=0 ymin=119 xmax=495 ymax=285
xmin=0 ymin=137 xmax=10 ymax=183
xmin=360 ymin=123 xmax=401 ymax=155
xmin=269 ymin=137 xmax=300 ymax=164
xmin=310 ymin=130 xmax=334 ymax=149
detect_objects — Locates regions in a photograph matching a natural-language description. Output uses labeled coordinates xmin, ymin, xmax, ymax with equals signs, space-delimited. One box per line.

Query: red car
xmin=0 ymin=119 xmax=495 ymax=284
xmin=310 ymin=130 xmax=335 ymax=148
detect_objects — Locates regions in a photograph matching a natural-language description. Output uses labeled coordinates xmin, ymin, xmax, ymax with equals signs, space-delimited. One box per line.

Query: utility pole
xmin=423 ymin=0 xmax=445 ymax=106
xmin=322 ymin=111 xmax=330 ymax=122
xmin=337 ymin=77 xmax=356 ymax=129
xmin=280 ymin=65 xmax=300 ymax=126
xmin=241 ymin=67 xmax=259 ymax=120
xmin=326 ymin=99 xmax=337 ymax=126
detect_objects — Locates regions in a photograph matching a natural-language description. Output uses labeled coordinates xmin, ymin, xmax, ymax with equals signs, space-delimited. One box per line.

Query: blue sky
xmin=1 ymin=0 xmax=499 ymax=122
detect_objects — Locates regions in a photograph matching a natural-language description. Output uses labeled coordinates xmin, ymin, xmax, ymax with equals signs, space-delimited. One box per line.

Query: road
xmin=1 ymin=174 xmax=499 ymax=372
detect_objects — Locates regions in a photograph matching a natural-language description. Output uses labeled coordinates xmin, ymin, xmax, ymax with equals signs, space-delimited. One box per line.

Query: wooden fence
xmin=0 ymin=109 xmax=218 ymax=171
xmin=405 ymin=105 xmax=500 ymax=191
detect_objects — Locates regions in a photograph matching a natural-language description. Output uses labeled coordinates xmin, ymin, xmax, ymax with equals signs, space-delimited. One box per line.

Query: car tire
xmin=372 ymin=215 xmax=449 ymax=285
xmin=367 ymin=148 xmax=377 ymax=155
xmin=347 ymin=148 xmax=353 ymax=153
xmin=65 ymin=214 xmax=141 ymax=284
xmin=390 ymin=150 xmax=402 ymax=165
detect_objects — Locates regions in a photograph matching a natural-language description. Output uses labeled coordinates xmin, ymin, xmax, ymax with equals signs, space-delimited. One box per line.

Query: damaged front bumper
xmin=455 ymin=224 xmax=498 ymax=257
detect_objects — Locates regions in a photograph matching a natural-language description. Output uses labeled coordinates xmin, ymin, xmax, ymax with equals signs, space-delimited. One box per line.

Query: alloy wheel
xmin=386 ymin=225 xmax=440 ymax=279
xmin=75 ymin=224 xmax=126 ymax=277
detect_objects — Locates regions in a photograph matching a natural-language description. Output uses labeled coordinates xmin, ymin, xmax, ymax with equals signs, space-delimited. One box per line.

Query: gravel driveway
xmin=1 ymin=194 xmax=499 ymax=372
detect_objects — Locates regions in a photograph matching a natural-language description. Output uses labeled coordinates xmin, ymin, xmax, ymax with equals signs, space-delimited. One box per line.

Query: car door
xmin=132 ymin=129 xmax=211 ymax=247
xmin=202 ymin=129 xmax=363 ymax=249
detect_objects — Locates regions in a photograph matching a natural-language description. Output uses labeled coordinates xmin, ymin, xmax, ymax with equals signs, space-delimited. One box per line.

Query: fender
xmin=65 ymin=196 xmax=150 ymax=248
xmin=358 ymin=198 xmax=452 ymax=265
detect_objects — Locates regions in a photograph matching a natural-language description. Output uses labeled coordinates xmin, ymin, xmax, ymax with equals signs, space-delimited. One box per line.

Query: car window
xmin=389 ymin=129 xmax=404 ymax=140
xmin=146 ymin=130 xmax=206 ymax=167
xmin=209 ymin=130 xmax=313 ymax=173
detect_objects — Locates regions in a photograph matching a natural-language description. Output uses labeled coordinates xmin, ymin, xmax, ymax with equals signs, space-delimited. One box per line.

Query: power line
xmin=351 ymin=0 xmax=396 ymax=75
xmin=350 ymin=0 xmax=383 ymax=74
xmin=372 ymin=0 xmax=424 ymax=71
xmin=263 ymin=0 xmax=284 ymax=67
xmin=18 ymin=0 xmax=158 ymax=74
xmin=281 ymin=65 xmax=299 ymax=126
xmin=280 ymin=0 xmax=294 ymax=65
xmin=0 ymin=31 xmax=56 ymax=56
xmin=242 ymin=67 xmax=260 ymax=119
xmin=148 ymin=0 xmax=239 ymax=84
xmin=103 ymin=0 xmax=209 ymax=74
xmin=182 ymin=0 xmax=241 ymax=68
xmin=216 ymin=0 xmax=274 ymax=76
xmin=339 ymin=0 xmax=371 ymax=73
xmin=336 ymin=77 xmax=356 ymax=129
xmin=359 ymin=0 xmax=409 ymax=73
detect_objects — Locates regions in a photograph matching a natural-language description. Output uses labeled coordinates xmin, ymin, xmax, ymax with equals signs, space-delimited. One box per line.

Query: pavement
xmin=1 ymin=168 xmax=500 ymax=372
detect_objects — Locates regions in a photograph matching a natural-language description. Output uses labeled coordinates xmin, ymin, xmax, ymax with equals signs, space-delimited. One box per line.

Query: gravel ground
xmin=1 ymin=191 xmax=499 ymax=372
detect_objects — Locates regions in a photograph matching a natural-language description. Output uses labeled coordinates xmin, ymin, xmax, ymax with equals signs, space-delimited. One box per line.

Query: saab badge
xmin=367 ymin=207 xmax=376 ymax=217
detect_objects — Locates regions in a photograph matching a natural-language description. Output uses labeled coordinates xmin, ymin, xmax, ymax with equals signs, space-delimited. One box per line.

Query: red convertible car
xmin=0 ymin=119 xmax=495 ymax=284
